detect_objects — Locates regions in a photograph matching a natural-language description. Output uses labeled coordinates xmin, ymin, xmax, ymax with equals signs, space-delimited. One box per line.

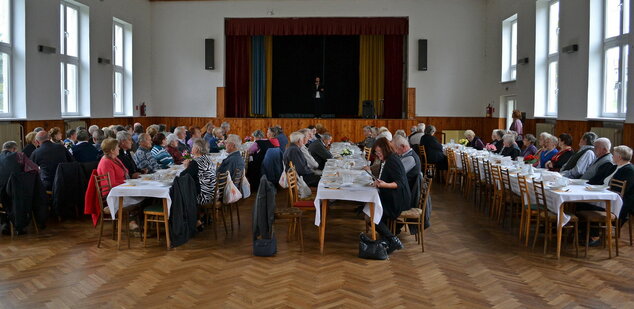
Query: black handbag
xmin=253 ymin=236 xmax=277 ymax=257
xmin=358 ymin=233 xmax=389 ymax=260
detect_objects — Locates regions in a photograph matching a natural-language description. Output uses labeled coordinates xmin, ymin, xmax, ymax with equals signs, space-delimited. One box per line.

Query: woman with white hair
xmin=499 ymin=134 xmax=521 ymax=160
xmin=464 ymin=130 xmax=484 ymax=150
xmin=537 ymin=134 xmax=559 ymax=168
xmin=491 ymin=129 xmax=505 ymax=153
xmin=180 ymin=138 xmax=217 ymax=231
xmin=208 ymin=127 xmax=225 ymax=153
xmin=283 ymin=131 xmax=320 ymax=186
xmin=165 ymin=133 xmax=185 ymax=164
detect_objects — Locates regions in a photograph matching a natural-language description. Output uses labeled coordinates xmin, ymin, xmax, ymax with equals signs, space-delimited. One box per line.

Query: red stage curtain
xmin=383 ymin=35 xmax=404 ymax=118
xmin=226 ymin=18 xmax=408 ymax=36
xmin=226 ymin=36 xmax=250 ymax=117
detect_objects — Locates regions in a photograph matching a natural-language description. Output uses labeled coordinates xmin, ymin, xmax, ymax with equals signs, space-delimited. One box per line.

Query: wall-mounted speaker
xmin=562 ymin=44 xmax=578 ymax=54
xmin=97 ymin=57 xmax=111 ymax=64
xmin=38 ymin=45 xmax=56 ymax=54
xmin=205 ymin=38 xmax=215 ymax=70
xmin=418 ymin=39 xmax=427 ymax=71
xmin=518 ymin=57 xmax=529 ymax=64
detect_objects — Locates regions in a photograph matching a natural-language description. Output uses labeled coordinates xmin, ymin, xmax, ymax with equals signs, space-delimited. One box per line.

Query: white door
xmin=505 ymin=96 xmax=517 ymax=130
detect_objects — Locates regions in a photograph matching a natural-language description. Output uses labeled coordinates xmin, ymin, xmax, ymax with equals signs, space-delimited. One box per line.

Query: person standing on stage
xmin=313 ymin=76 xmax=325 ymax=118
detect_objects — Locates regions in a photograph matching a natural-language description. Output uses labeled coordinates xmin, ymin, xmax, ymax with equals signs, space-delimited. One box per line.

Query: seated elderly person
xmin=499 ymin=134 xmax=521 ymax=160
xmin=520 ymin=134 xmax=538 ymax=157
xmin=419 ymin=125 xmax=448 ymax=170
xmin=581 ymin=137 xmax=613 ymax=180
xmin=308 ymin=133 xmax=333 ymax=170
xmin=217 ymin=134 xmax=245 ymax=180
xmin=97 ymin=138 xmax=129 ymax=187
xmin=0 ymin=141 xmax=39 ymax=235
xmin=490 ymin=129 xmax=505 ymax=153
xmin=537 ymin=134 xmax=559 ymax=168
xmin=464 ymin=130 xmax=485 ymax=150
xmin=545 ymin=133 xmax=574 ymax=172
xmin=298 ymin=128 xmax=319 ymax=171
xmin=187 ymin=126 xmax=202 ymax=149
xmin=165 ymin=133 xmax=185 ymax=165
xmin=151 ymin=133 xmax=174 ymax=169
xmin=560 ymin=132 xmax=598 ymax=179
xmin=92 ymin=129 xmax=106 ymax=153
xmin=30 ymin=131 xmax=74 ymax=190
xmin=408 ymin=123 xmax=425 ymax=147
xmin=173 ymin=126 xmax=190 ymax=152
xmin=208 ymin=127 xmax=225 ymax=153
xmin=283 ymin=131 xmax=321 ymax=187
xmin=358 ymin=126 xmax=377 ymax=149
xmin=72 ymin=130 xmax=100 ymax=163
xmin=22 ymin=132 xmax=38 ymax=158
xmin=180 ymin=139 xmax=217 ymax=231
xmin=133 ymin=133 xmax=160 ymax=173
xmin=116 ymin=131 xmax=145 ymax=179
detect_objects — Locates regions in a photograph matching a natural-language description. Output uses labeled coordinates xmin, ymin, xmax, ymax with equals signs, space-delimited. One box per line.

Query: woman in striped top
xmin=151 ymin=133 xmax=174 ymax=169
xmin=181 ymin=138 xmax=217 ymax=231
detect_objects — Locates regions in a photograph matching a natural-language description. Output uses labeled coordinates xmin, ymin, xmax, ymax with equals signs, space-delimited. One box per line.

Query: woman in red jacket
xmin=97 ymin=138 xmax=129 ymax=187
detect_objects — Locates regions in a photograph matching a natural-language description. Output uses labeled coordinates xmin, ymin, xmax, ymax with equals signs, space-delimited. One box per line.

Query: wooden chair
xmin=391 ymin=176 xmax=433 ymax=252
xmin=418 ymin=145 xmax=436 ymax=179
xmin=445 ymin=148 xmax=461 ymax=190
xmin=577 ymin=179 xmax=626 ymax=257
xmin=201 ymin=170 xmax=229 ymax=235
xmin=532 ymin=179 xmax=578 ymax=256
xmin=94 ymin=174 xmax=131 ymax=248
xmin=273 ymin=165 xmax=305 ymax=250
xmin=225 ymin=168 xmax=244 ymax=230
xmin=286 ymin=165 xmax=315 ymax=212
xmin=461 ymin=153 xmax=473 ymax=198
xmin=241 ymin=150 xmax=250 ymax=175
xmin=471 ymin=157 xmax=486 ymax=210
xmin=480 ymin=160 xmax=494 ymax=215
xmin=500 ymin=168 xmax=520 ymax=228
xmin=490 ymin=165 xmax=505 ymax=223
xmin=363 ymin=146 xmax=371 ymax=161
xmin=517 ymin=175 xmax=538 ymax=245
xmin=143 ymin=199 xmax=170 ymax=249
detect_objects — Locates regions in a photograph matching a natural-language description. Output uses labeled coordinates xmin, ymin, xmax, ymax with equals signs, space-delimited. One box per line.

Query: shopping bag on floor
xmin=223 ymin=173 xmax=242 ymax=204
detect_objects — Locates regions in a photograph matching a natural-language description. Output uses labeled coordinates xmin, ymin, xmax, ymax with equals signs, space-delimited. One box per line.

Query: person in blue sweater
xmin=151 ymin=133 xmax=174 ymax=169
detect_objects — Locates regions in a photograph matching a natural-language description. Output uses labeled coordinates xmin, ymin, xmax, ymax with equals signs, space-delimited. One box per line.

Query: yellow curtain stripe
xmin=358 ymin=35 xmax=384 ymax=116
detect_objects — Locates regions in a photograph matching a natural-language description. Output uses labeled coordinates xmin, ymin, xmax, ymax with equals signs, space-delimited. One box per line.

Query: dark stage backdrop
xmin=272 ymin=35 xmax=359 ymax=117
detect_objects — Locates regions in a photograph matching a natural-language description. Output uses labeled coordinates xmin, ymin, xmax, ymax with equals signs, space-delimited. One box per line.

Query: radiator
xmin=0 ymin=123 xmax=24 ymax=150
xmin=535 ymin=123 xmax=555 ymax=135
xmin=591 ymin=127 xmax=622 ymax=146
xmin=441 ymin=130 xmax=465 ymax=144
xmin=65 ymin=120 xmax=87 ymax=131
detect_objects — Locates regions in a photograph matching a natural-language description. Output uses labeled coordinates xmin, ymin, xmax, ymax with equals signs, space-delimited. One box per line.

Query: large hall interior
xmin=1 ymin=0 xmax=634 ymax=307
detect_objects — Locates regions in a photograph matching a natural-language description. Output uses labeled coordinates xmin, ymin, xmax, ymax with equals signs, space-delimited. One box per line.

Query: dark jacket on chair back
xmin=169 ymin=174 xmax=198 ymax=248
xmin=30 ymin=141 xmax=74 ymax=190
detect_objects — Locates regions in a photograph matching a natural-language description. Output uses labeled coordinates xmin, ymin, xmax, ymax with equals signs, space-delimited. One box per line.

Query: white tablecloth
xmin=313 ymin=156 xmax=383 ymax=226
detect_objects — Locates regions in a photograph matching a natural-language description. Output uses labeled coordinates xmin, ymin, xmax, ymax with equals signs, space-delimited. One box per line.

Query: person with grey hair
xmin=283 ymin=131 xmax=320 ymax=186
xmin=537 ymin=134 xmax=559 ymax=168
xmin=33 ymin=127 xmax=44 ymax=133
xmin=217 ymin=134 xmax=244 ymax=180
xmin=180 ymin=138 xmax=217 ymax=229
xmin=30 ymin=131 xmax=74 ymax=190
xmin=464 ymin=130 xmax=485 ymax=150
xmin=560 ymin=132 xmax=598 ymax=179
xmin=491 ymin=129 xmax=506 ymax=154
xmin=92 ymin=129 xmax=106 ymax=153
xmin=308 ymin=133 xmax=333 ymax=170
xmin=408 ymin=123 xmax=426 ymax=146
xmin=581 ymin=137 xmax=613 ymax=180
xmin=394 ymin=129 xmax=407 ymax=139
xmin=173 ymin=126 xmax=189 ymax=152
xmin=72 ymin=130 xmax=100 ymax=162
xmin=298 ymin=129 xmax=319 ymax=170
xmin=419 ymin=125 xmax=448 ymax=170
xmin=520 ymin=134 xmax=538 ymax=157
xmin=499 ymin=134 xmax=521 ymax=160
xmin=359 ymin=125 xmax=376 ymax=149
xmin=165 ymin=133 xmax=185 ymax=165
xmin=221 ymin=121 xmax=231 ymax=139
xmin=133 ymin=133 xmax=159 ymax=173
xmin=115 ymin=131 xmax=144 ymax=178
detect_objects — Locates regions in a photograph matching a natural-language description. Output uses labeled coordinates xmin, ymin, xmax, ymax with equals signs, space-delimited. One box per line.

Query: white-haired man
xmin=173 ymin=126 xmax=190 ymax=152
xmin=217 ymin=134 xmax=245 ymax=180
xmin=408 ymin=123 xmax=425 ymax=146
xmin=581 ymin=137 xmax=613 ymax=180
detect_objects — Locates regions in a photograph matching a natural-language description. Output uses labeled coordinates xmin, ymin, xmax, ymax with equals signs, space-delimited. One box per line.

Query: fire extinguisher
xmin=140 ymin=102 xmax=146 ymax=116
xmin=486 ymin=104 xmax=495 ymax=118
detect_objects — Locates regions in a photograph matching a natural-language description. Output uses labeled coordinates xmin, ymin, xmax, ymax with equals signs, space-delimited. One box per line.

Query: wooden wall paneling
xmin=22 ymin=120 xmax=65 ymax=133
xmin=407 ymin=88 xmax=415 ymax=119
xmin=624 ymin=123 xmax=634 ymax=147
xmin=217 ymin=87 xmax=225 ymax=118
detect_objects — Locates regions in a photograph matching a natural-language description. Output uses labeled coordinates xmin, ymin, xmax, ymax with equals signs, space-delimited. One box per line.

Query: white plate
xmin=586 ymin=185 xmax=609 ymax=191
xmin=570 ymin=179 xmax=588 ymax=185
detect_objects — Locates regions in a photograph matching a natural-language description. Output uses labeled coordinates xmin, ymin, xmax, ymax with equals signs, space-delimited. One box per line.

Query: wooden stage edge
xmin=15 ymin=117 xmax=633 ymax=146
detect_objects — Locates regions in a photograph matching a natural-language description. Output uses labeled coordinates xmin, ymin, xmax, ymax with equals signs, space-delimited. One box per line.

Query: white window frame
xmin=601 ymin=0 xmax=629 ymax=118
xmin=60 ymin=1 xmax=80 ymax=116
xmin=112 ymin=18 xmax=132 ymax=116
xmin=501 ymin=14 xmax=518 ymax=82
xmin=0 ymin=0 xmax=12 ymax=117
xmin=545 ymin=0 xmax=559 ymax=117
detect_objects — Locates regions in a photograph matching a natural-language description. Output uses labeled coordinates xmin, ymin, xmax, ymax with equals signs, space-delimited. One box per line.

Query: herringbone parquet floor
xmin=1 ymin=187 xmax=634 ymax=308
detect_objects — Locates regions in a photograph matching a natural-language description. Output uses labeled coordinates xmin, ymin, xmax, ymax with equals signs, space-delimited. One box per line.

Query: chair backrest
xmin=418 ymin=145 xmax=428 ymax=165
xmin=215 ymin=171 xmax=229 ymax=202
xmin=93 ymin=174 xmax=112 ymax=210
xmin=233 ymin=168 xmax=243 ymax=187
xmin=500 ymin=168 xmax=512 ymax=191
xmin=287 ymin=166 xmax=299 ymax=206
xmin=609 ymin=178 xmax=627 ymax=197
xmin=241 ymin=150 xmax=249 ymax=173
xmin=471 ymin=157 xmax=481 ymax=181
xmin=462 ymin=153 xmax=472 ymax=176
xmin=491 ymin=165 xmax=503 ymax=192
xmin=446 ymin=149 xmax=456 ymax=169
xmin=482 ymin=160 xmax=493 ymax=186
xmin=419 ymin=176 xmax=433 ymax=215
xmin=532 ymin=179 xmax=548 ymax=212
xmin=363 ymin=147 xmax=371 ymax=161
xmin=516 ymin=175 xmax=531 ymax=208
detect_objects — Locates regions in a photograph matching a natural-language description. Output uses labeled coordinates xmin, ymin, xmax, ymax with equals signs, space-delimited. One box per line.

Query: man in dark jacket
xmin=217 ymin=134 xmax=245 ymax=180
xmin=419 ymin=125 xmax=447 ymax=170
xmin=0 ymin=141 xmax=24 ymax=191
xmin=72 ymin=130 xmax=100 ymax=163
xmin=308 ymin=133 xmax=333 ymax=170
xmin=30 ymin=131 xmax=74 ymax=190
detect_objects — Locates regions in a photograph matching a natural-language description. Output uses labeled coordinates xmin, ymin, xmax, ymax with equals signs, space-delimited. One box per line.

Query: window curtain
xmin=251 ymin=36 xmax=266 ymax=116
xmin=358 ymin=35 xmax=384 ymax=116
xmin=226 ymin=18 xmax=408 ymax=36
xmin=383 ymin=35 xmax=404 ymax=118
xmin=226 ymin=36 xmax=250 ymax=117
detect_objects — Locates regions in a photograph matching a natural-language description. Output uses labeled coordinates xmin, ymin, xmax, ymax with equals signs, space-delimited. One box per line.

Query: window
xmin=546 ymin=1 xmax=559 ymax=116
xmin=601 ymin=0 xmax=629 ymax=118
xmin=501 ymin=14 xmax=518 ymax=82
xmin=0 ymin=0 xmax=11 ymax=116
xmin=60 ymin=1 xmax=80 ymax=116
xmin=113 ymin=18 xmax=132 ymax=116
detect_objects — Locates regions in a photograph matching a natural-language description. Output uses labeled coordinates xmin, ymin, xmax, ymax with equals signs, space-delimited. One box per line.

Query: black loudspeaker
xmin=205 ymin=39 xmax=215 ymax=70
xmin=362 ymin=100 xmax=375 ymax=119
xmin=418 ymin=39 xmax=427 ymax=71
